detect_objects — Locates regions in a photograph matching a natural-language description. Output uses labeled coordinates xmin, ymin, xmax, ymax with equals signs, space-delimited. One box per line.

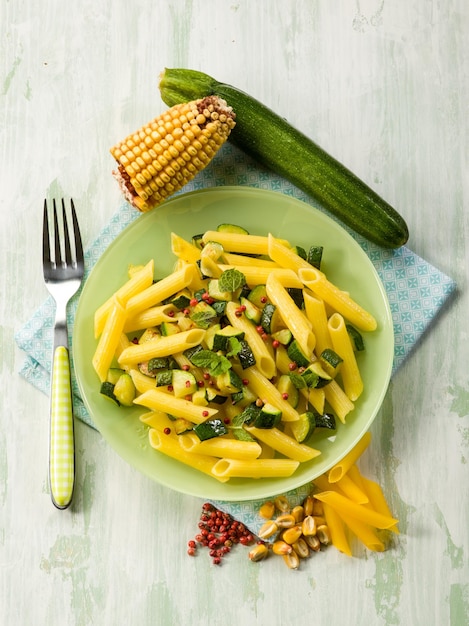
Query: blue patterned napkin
xmin=15 ymin=143 xmax=456 ymax=532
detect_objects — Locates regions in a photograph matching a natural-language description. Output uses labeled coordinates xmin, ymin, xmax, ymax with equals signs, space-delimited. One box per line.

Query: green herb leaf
xmin=190 ymin=350 xmax=232 ymax=376
xmin=210 ymin=354 xmax=231 ymax=376
xmin=231 ymin=426 xmax=256 ymax=442
xmin=289 ymin=372 xmax=307 ymax=389
xmin=190 ymin=349 xmax=217 ymax=369
xmin=190 ymin=310 xmax=217 ymax=329
xmin=218 ymin=268 xmax=246 ymax=293
xmin=226 ymin=336 xmax=242 ymax=358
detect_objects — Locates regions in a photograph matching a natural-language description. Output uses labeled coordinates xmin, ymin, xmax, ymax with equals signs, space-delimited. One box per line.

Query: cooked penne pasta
xmin=323 ymin=380 xmax=355 ymax=424
xmin=179 ymin=432 xmax=262 ymax=460
xmin=266 ymin=273 xmax=315 ymax=356
xmin=267 ymin=233 xmax=311 ymax=273
xmin=245 ymin=425 xmax=321 ymax=462
xmin=134 ymin=389 xmax=218 ymax=424
xmin=123 ymin=304 xmax=176 ymax=333
xmin=171 ymin=232 xmax=201 ymax=263
xmin=139 ymin=410 xmax=176 ymax=435
xmin=202 ymin=230 xmax=290 ymax=255
xmin=303 ymin=291 xmax=333 ymax=357
xmin=218 ymin=265 xmax=302 ymax=288
xmin=94 ymin=259 xmax=154 ymax=338
xmin=92 ymin=296 xmax=127 ymax=382
xmin=125 ymin=264 xmax=197 ymax=318
xmin=239 ymin=365 xmax=301 ymax=422
xmin=211 ymin=457 xmax=299 ymax=479
xmin=328 ymin=431 xmax=371 ymax=482
xmin=328 ymin=313 xmax=363 ymax=401
xmin=148 ymin=428 xmax=228 ymax=482
xmin=118 ymin=328 xmax=206 ymax=365
xmin=298 ymin=266 xmax=377 ymax=332
xmin=223 ymin=253 xmax=280 ymax=268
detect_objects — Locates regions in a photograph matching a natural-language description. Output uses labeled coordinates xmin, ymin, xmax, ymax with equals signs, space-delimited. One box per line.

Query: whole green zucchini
xmin=159 ymin=68 xmax=409 ymax=249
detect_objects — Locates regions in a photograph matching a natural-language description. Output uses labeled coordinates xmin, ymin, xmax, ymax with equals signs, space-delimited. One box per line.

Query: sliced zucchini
xmin=230 ymin=385 xmax=257 ymax=407
xmin=276 ymin=374 xmax=299 ymax=408
xmin=287 ymin=287 xmax=304 ymax=309
xmin=113 ymin=373 xmax=137 ymax=406
xmin=160 ymin=321 xmax=180 ymax=336
xmin=193 ymin=419 xmax=229 ymax=441
xmin=290 ymin=411 xmax=316 ymax=443
xmin=272 ymin=328 xmax=293 ymax=346
xmin=192 ymin=233 xmax=204 ymax=249
xmin=171 ymin=369 xmax=198 ymax=398
xmin=169 ymin=290 xmax=192 ymax=310
xmin=319 ymin=348 xmax=343 ymax=377
xmin=247 ymin=285 xmax=268 ymax=308
xmin=183 ymin=345 xmax=203 ymax=362
xmin=240 ymin=296 xmax=262 ymax=324
xmin=139 ymin=327 xmax=160 ymax=343
xmin=190 ymin=301 xmax=218 ymax=329
xmin=260 ymin=302 xmax=277 ymax=334
xmin=205 ymin=387 xmax=228 ymax=404
xmin=301 ymin=362 xmax=332 ymax=388
xmin=100 ymin=381 xmax=119 ymax=405
xmin=237 ymin=339 xmax=256 ymax=369
xmin=173 ymin=417 xmax=194 ymax=434
xmin=212 ymin=325 xmax=245 ymax=351
xmin=287 ymin=339 xmax=310 ymax=367
xmin=155 ymin=370 xmax=173 ymax=387
xmin=253 ymin=403 xmax=282 ymax=428
xmin=207 ymin=278 xmax=233 ymax=301
xmin=314 ymin=412 xmax=336 ymax=430
xmin=191 ymin=388 xmax=209 ymax=406
xmin=216 ymin=223 xmax=249 ymax=235
xmin=291 ymin=245 xmax=307 ymax=260
xmin=106 ymin=367 xmax=126 ymax=385
xmin=307 ymin=246 xmax=323 ymax=269
xmin=216 ymin=369 xmax=244 ymax=394
xmin=204 ymin=323 xmax=221 ymax=350
xmin=346 ymin=324 xmax=365 ymax=351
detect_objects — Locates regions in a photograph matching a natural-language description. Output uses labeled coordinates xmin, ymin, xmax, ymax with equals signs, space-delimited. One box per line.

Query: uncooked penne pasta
xmin=313 ymin=491 xmax=398 ymax=529
xmin=328 ymin=431 xmax=371 ymax=482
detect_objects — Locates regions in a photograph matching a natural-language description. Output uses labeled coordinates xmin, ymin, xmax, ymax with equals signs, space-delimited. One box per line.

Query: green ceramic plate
xmin=73 ymin=187 xmax=393 ymax=501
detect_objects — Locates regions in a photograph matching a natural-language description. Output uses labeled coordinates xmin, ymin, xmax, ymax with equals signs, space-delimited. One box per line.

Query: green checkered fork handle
xmin=42 ymin=199 xmax=84 ymax=509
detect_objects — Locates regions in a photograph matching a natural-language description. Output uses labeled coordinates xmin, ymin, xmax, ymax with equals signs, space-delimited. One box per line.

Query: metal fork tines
xmin=42 ymin=198 xmax=84 ymax=510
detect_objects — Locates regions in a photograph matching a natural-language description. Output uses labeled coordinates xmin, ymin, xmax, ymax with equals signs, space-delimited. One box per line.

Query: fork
xmin=42 ymin=199 xmax=84 ymax=509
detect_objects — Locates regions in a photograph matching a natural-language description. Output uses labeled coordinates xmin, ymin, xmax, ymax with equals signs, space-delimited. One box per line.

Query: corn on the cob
xmin=110 ymin=96 xmax=236 ymax=212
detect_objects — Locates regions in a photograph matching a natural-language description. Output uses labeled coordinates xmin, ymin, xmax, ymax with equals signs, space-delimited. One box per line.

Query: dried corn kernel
xmin=258 ymin=520 xmax=278 ymax=540
xmin=248 ymin=543 xmax=270 ymax=562
xmin=259 ymin=500 xmax=275 ymax=519
xmin=304 ymin=534 xmax=321 ymax=552
xmin=303 ymin=495 xmax=314 ymax=517
xmin=274 ymin=495 xmax=290 ymax=513
xmin=275 ymin=513 xmax=296 ymax=529
xmin=292 ymin=505 xmax=305 ymax=523
xmin=292 ymin=538 xmax=310 ymax=559
xmin=272 ymin=540 xmax=293 ymax=555
xmin=283 ymin=551 xmax=300 ymax=570
xmin=282 ymin=525 xmax=303 ymax=545
xmin=317 ymin=525 xmax=331 ymax=545
xmin=301 ymin=515 xmax=317 ymax=537
xmin=312 ymin=499 xmax=324 ymax=517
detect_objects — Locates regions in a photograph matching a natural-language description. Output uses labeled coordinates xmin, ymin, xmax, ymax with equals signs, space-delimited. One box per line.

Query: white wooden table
xmin=2 ymin=2 xmax=468 ymax=624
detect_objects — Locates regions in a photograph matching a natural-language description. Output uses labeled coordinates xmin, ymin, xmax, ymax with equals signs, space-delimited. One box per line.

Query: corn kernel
xmin=283 ymin=551 xmax=300 ymax=570
xmin=282 ymin=525 xmax=303 ymax=545
xmin=275 ymin=513 xmax=296 ymax=529
xmin=304 ymin=535 xmax=321 ymax=552
xmin=248 ymin=544 xmax=270 ymax=562
xmin=272 ymin=540 xmax=292 ymax=555
xmin=312 ymin=499 xmax=324 ymax=516
xmin=259 ymin=501 xmax=276 ymax=519
xmin=292 ymin=538 xmax=310 ymax=559
xmin=292 ymin=505 xmax=305 ymax=523
xmin=274 ymin=495 xmax=290 ymax=513
xmin=303 ymin=495 xmax=314 ymax=517
xmin=258 ymin=520 xmax=278 ymax=540
xmin=317 ymin=525 xmax=331 ymax=545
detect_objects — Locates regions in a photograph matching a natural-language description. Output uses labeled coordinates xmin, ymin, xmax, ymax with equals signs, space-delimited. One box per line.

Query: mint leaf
xmin=289 ymin=372 xmax=307 ymax=389
xmin=231 ymin=427 xmax=256 ymax=442
xmin=210 ymin=354 xmax=231 ymax=376
xmin=190 ymin=350 xmax=217 ymax=369
xmin=226 ymin=336 xmax=242 ymax=358
xmin=218 ymin=268 xmax=245 ymax=293
xmin=190 ymin=310 xmax=217 ymax=329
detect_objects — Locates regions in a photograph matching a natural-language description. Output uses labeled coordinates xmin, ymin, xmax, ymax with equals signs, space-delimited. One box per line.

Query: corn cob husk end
xmin=110 ymin=96 xmax=236 ymax=212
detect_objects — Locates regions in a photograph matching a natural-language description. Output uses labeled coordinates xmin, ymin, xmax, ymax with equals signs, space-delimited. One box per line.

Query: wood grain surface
xmin=2 ymin=1 xmax=468 ymax=624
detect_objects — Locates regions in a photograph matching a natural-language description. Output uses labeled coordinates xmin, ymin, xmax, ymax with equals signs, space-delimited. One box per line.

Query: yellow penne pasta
xmin=322 ymin=502 xmax=352 ymax=556
xmin=303 ymin=291 xmax=333 ymax=357
xmin=129 ymin=369 xmax=160 ymax=394
xmin=123 ymin=304 xmax=176 ymax=333
xmin=171 ymin=232 xmax=201 ymax=263
xmin=179 ymin=432 xmax=262 ymax=460
xmin=218 ymin=265 xmax=302 ymax=288
xmin=135 ymin=389 xmax=218 ymax=424
xmin=223 ymin=253 xmax=280 ymax=268
xmin=225 ymin=302 xmax=276 ymax=379
xmin=118 ymin=328 xmax=206 ymax=365
xmin=307 ymin=388 xmax=326 ymax=415
xmin=125 ymin=264 xmax=196 ymax=318
xmin=323 ymin=379 xmax=355 ymax=424
xmin=239 ymin=365 xmax=301 ymax=422
xmin=266 ymin=273 xmax=315 ymax=356
xmin=202 ymin=230 xmax=290 ymax=255
xmin=346 ymin=463 xmax=369 ymax=495
xmin=148 ymin=429 xmax=228 ymax=482
xmin=298 ymin=266 xmax=377 ymax=332
xmin=92 ymin=296 xmax=127 ymax=382
xmin=211 ymin=457 xmax=299 ymax=479
xmin=139 ymin=410 xmax=176 ymax=434
xmin=267 ymin=233 xmax=311 ymax=273
xmin=94 ymin=259 xmax=154 ymax=338
xmin=328 ymin=313 xmax=363 ymax=401
xmin=313 ymin=491 xmax=398 ymax=529
xmin=360 ymin=475 xmax=399 ymax=534
xmin=245 ymin=426 xmax=321 ymax=462
xmin=338 ymin=512 xmax=385 ymax=552
xmin=328 ymin=431 xmax=371 ymax=482
xmin=335 ymin=474 xmax=369 ymax=504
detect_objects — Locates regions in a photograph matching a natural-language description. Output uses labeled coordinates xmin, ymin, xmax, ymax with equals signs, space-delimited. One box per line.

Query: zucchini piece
xmin=240 ymin=296 xmax=262 ymax=324
xmin=160 ymin=69 xmax=409 ymax=249
xmin=173 ymin=417 xmax=194 ymax=434
xmin=247 ymin=285 xmax=268 ymax=308
xmin=211 ymin=300 xmax=227 ymax=317
xmin=237 ymin=339 xmax=256 ymax=369
xmin=319 ymin=348 xmax=343 ymax=377
xmin=155 ymin=370 xmax=173 ymax=387
xmin=237 ymin=402 xmax=262 ymax=426
xmin=217 ymin=223 xmax=249 ymax=235
xmin=139 ymin=327 xmax=160 ymax=343
xmin=183 ymin=345 xmax=203 ymax=361
xmin=171 ymin=369 xmax=198 ymax=398
xmin=287 ymin=287 xmax=304 ymax=309
xmin=190 ymin=301 xmax=218 ymax=329
xmin=230 ymin=385 xmax=257 ymax=407
xmin=191 ymin=388 xmax=209 ymax=406
xmin=253 ymin=403 xmax=282 ymax=429
xmin=216 ymin=369 xmax=244 ymax=394
xmin=276 ymin=374 xmax=299 ymax=408
xmin=169 ymin=290 xmax=192 ymax=310
xmin=204 ymin=323 xmax=221 ymax=350
xmin=106 ymin=367 xmax=126 ymax=385
xmin=314 ymin=412 xmax=336 ymax=430
xmin=287 ymin=339 xmax=310 ymax=367
xmin=272 ymin=328 xmax=293 ymax=346
xmin=113 ymin=373 xmax=136 ymax=406
xmin=192 ymin=233 xmax=204 ymax=249
xmin=301 ymin=362 xmax=332 ymax=388
xmin=290 ymin=411 xmax=316 ymax=443
xmin=207 ymin=279 xmax=233 ymax=301
xmin=100 ymin=381 xmax=119 ymax=405
xmin=205 ymin=387 xmax=228 ymax=404
xmin=346 ymin=324 xmax=365 ymax=351
xmin=291 ymin=245 xmax=307 ymax=260
xmin=193 ymin=419 xmax=229 ymax=441
xmin=212 ymin=325 xmax=245 ymax=351
xmin=307 ymin=246 xmax=323 ymax=269
xmin=160 ymin=321 xmax=180 ymax=336
xmin=260 ymin=302 xmax=277 ymax=334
